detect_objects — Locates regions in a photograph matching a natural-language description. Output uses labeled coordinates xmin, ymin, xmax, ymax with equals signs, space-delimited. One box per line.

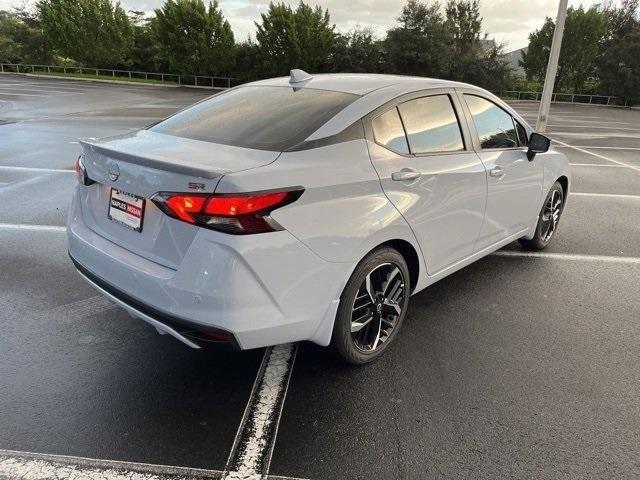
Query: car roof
xmin=246 ymin=73 xmax=474 ymax=96
xmin=242 ymin=73 xmax=528 ymax=143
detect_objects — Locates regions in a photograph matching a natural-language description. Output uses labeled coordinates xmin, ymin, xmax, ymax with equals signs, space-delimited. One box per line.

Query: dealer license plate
xmin=108 ymin=188 xmax=145 ymax=232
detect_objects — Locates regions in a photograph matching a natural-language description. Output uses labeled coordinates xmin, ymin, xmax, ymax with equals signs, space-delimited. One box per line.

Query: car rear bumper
xmin=67 ymin=191 xmax=350 ymax=349
xmin=69 ymin=253 xmax=237 ymax=349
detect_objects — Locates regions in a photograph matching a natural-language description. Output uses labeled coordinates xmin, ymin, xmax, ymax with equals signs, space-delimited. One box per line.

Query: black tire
xmin=331 ymin=247 xmax=410 ymax=365
xmin=519 ymin=181 xmax=564 ymax=250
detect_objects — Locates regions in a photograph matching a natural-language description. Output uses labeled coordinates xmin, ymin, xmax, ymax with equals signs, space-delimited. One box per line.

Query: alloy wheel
xmin=350 ymin=263 xmax=406 ymax=352
xmin=540 ymin=189 xmax=563 ymax=242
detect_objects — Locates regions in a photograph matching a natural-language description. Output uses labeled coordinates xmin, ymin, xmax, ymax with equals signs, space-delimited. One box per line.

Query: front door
xmin=461 ymin=93 xmax=543 ymax=248
xmin=366 ymin=92 xmax=487 ymax=275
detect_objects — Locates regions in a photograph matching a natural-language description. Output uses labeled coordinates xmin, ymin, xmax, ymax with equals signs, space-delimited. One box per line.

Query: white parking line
xmin=547 ymin=132 xmax=634 ymax=138
xmin=0 ymin=449 xmax=310 ymax=480
xmin=0 ymin=450 xmax=219 ymax=480
xmin=0 ymin=86 xmax=80 ymax=95
xmin=0 ymin=79 xmax=127 ymax=90
xmin=552 ymin=139 xmax=640 ymax=173
xmin=557 ymin=145 xmax=640 ymax=151
xmin=525 ymin=113 xmax=606 ymax=117
xmin=571 ymin=192 xmax=640 ymax=200
xmin=493 ymin=251 xmax=640 ymax=264
xmin=0 ymin=174 xmax=50 ymax=192
xmin=0 ymin=91 xmax=48 ymax=97
xmin=0 ymin=165 xmax=74 ymax=173
xmin=569 ymin=163 xmax=628 ymax=168
xmin=548 ymin=125 xmax=640 ymax=131
xmin=0 ymin=223 xmax=66 ymax=232
xmin=224 ymin=343 xmax=298 ymax=480
xmin=550 ymin=120 xmax=631 ymax=125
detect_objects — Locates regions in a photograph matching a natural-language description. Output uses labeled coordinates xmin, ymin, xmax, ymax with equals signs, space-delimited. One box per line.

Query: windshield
xmin=150 ymin=86 xmax=360 ymax=151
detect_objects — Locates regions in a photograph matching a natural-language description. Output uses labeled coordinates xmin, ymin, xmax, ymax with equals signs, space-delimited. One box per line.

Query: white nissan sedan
xmin=67 ymin=71 xmax=570 ymax=364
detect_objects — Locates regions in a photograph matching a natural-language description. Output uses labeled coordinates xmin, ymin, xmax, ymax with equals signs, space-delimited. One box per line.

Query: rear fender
xmin=216 ymin=138 xmax=428 ymax=346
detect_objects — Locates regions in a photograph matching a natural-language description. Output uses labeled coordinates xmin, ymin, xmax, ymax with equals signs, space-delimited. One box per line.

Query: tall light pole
xmin=536 ymin=0 xmax=569 ymax=132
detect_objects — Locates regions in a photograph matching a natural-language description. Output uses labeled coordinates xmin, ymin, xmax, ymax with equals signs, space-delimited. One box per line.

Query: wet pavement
xmin=1 ymin=74 xmax=639 ymax=479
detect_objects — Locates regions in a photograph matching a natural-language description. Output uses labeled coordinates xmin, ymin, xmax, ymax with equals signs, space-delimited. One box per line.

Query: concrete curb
xmin=1 ymin=71 xmax=224 ymax=90
xmin=22 ymin=72 xmax=179 ymax=88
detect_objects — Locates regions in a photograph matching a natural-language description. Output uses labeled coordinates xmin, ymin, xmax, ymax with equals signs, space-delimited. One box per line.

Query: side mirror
xmin=527 ymin=132 xmax=551 ymax=161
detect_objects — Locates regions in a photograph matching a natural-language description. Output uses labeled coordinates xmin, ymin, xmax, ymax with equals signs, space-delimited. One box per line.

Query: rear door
xmin=365 ymin=90 xmax=487 ymax=275
xmin=458 ymin=92 xmax=543 ymax=248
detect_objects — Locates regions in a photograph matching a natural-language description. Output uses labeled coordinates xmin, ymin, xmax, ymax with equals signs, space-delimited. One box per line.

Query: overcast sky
xmin=2 ymin=0 xmax=614 ymax=51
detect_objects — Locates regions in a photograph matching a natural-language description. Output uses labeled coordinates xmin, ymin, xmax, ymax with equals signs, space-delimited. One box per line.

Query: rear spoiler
xmin=80 ymin=139 xmax=226 ymax=179
xmin=79 ymin=130 xmax=281 ymax=180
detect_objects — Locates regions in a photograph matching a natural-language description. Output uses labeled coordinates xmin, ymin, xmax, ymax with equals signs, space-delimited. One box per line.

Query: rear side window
xmin=372 ymin=107 xmax=410 ymax=154
xmin=150 ymin=86 xmax=359 ymax=151
xmin=397 ymin=95 xmax=464 ymax=154
xmin=464 ymin=95 xmax=519 ymax=149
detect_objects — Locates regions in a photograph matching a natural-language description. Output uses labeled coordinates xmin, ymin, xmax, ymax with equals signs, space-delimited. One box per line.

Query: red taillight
xmin=153 ymin=189 xmax=303 ymax=234
xmin=204 ymin=192 xmax=289 ymax=216
xmin=165 ymin=195 xmax=207 ymax=223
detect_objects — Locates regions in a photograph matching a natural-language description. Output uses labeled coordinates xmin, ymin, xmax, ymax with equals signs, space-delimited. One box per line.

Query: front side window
xmin=464 ymin=95 xmax=519 ymax=149
xmin=151 ymin=86 xmax=359 ymax=151
xmin=397 ymin=95 xmax=464 ymax=154
xmin=372 ymin=107 xmax=410 ymax=154
xmin=515 ymin=120 xmax=528 ymax=146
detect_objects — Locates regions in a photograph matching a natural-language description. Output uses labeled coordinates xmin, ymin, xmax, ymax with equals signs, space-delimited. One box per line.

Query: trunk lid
xmin=78 ymin=130 xmax=280 ymax=269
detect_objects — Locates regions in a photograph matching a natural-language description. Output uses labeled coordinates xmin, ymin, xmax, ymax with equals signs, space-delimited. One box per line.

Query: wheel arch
xmin=557 ymin=175 xmax=569 ymax=203
xmin=308 ymin=234 xmax=424 ymax=347
xmin=378 ymin=239 xmax=420 ymax=294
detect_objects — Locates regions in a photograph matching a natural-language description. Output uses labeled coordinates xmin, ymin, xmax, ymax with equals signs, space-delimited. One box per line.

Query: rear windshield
xmin=150 ymin=86 xmax=359 ymax=151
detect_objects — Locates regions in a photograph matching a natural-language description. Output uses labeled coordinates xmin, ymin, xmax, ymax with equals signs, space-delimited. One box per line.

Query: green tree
xmin=127 ymin=11 xmax=163 ymax=71
xmin=383 ymin=0 xmax=510 ymax=89
xmin=384 ymin=0 xmax=451 ymax=77
xmin=0 ymin=11 xmax=23 ymax=62
xmin=462 ymin=42 xmax=514 ymax=91
xmin=444 ymin=0 xmax=508 ymax=86
xmin=233 ymin=39 xmax=260 ymax=81
xmin=598 ymin=25 xmax=640 ymax=105
xmin=14 ymin=7 xmax=55 ymax=64
xmin=563 ymin=6 xmax=607 ymax=92
xmin=521 ymin=6 xmax=607 ymax=93
xmin=0 ymin=8 xmax=54 ymax=64
xmin=38 ymin=0 xmax=133 ymax=67
xmin=520 ymin=18 xmax=553 ymax=83
xmin=255 ymin=2 xmax=335 ymax=76
xmin=445 ymin=0 xmax=481 ymax=61
xmin=601 ymin=0 xmax=638 ymax=40
xmin=598 ymin=0 xmax=640 ymax=104
xmin=330 ymin=28 xmax=384 ymax=73
xmin=154 ymin=0 xmax=234 ymax=76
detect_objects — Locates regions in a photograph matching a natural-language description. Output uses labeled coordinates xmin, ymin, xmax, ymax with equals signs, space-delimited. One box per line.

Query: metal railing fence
xmin=494 ymin=90 xmax=622 ymax=106
xmin=1 ymin=65 xmax=626 ymax=103
xmin=0 ymin=63 xmax=235 ymax=89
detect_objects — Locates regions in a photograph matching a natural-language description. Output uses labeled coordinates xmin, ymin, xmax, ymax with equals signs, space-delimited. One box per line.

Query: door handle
xmin=489 ymin=166 xmax=505 ymax=178
xmin=392 ymin=169 xmax=421 ymax=182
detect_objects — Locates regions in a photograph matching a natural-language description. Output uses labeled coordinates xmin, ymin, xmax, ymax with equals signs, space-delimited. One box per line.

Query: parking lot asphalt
xmin=1 ymin=74 xmax=639 ymax=480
